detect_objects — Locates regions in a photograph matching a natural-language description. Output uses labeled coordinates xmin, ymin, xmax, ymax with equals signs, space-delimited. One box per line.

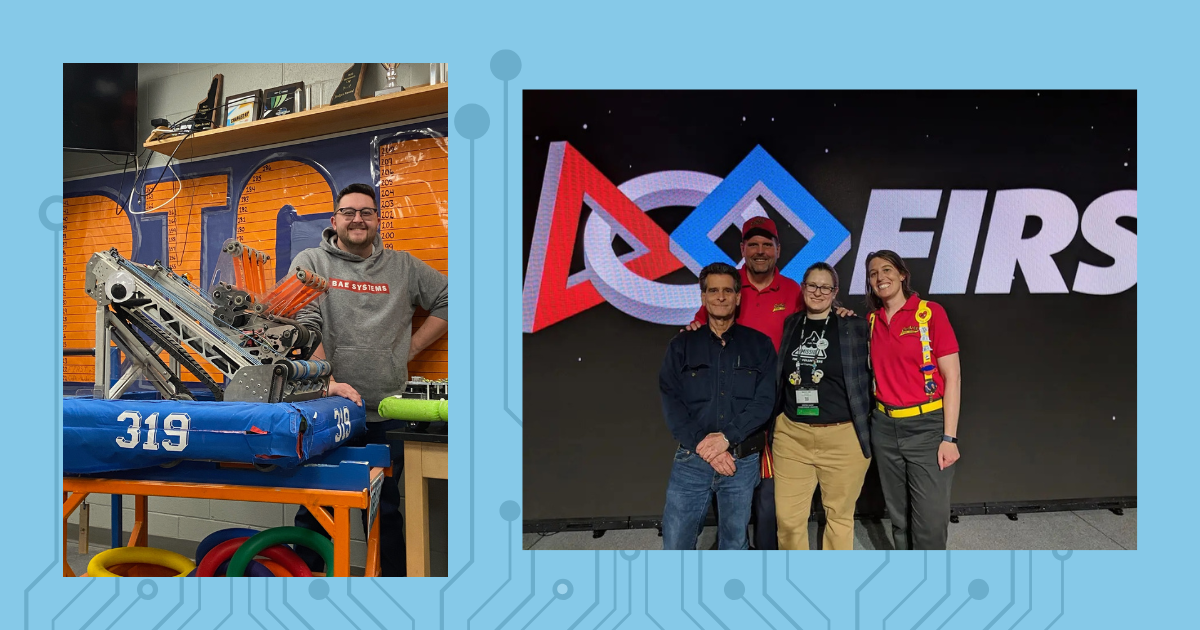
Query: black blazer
xmin=772 ymin=312 xmax=874 ymax=458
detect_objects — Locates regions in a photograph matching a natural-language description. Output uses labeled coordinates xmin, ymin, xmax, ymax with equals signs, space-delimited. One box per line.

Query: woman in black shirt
xmin=772 ymin=262 xmax=875 ymax=550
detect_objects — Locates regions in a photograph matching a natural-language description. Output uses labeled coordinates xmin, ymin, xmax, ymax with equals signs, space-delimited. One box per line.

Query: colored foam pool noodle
xmin=227 ymin=527 xmax=333 ymax=578
xmin=88 ymin=547 xmax=196 ymax=577
xmin=378 ymin=397 xmax=449 ymax=422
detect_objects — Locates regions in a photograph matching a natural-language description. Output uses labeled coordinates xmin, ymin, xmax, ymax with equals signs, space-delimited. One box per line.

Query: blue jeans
xmin=662 ymin=446 xmax=760 ymax=550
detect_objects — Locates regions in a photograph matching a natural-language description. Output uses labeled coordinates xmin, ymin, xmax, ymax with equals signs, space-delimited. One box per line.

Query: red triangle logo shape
xmin=523 ymin=142 xmax=684 ymax=332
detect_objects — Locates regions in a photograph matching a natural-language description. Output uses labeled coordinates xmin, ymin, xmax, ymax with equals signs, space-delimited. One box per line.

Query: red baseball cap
xmin=741 ymin=216 xmax=779 ymax=241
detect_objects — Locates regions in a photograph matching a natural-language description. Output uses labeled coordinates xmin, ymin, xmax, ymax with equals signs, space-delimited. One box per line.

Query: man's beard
xmin=340 ymin=223 xmax=375 ymax=245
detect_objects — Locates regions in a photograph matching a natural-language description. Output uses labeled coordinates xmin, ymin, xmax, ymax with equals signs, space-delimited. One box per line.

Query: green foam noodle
xmin=379 ymin=396 xmax=449 ymax=422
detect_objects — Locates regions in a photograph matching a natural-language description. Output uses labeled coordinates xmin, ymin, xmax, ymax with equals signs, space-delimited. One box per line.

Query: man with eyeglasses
xmin=290 ymin=183 xmax=449 ymax=576
xmin=660 ymin=262 xmax=777 ymax=550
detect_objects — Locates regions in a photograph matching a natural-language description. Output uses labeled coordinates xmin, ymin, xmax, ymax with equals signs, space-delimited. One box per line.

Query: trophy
xmin=307 ymin=82 xmax=324 ymax=110
xmin=375 ymin=63 xmax=405 ymax=97
xmin=429 ymin=63 xmax=447 ymax=85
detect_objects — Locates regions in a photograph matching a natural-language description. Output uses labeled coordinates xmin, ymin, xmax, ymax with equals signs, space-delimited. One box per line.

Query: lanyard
xmin=791 ymin=314 xmax=831 ymax=384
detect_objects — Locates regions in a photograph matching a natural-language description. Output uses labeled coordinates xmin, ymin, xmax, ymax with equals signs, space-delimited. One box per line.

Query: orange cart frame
xmin=63 ymin=465 xmax=391 ymax=577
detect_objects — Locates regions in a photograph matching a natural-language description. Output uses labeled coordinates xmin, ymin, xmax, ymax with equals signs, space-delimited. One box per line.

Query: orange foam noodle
xmin=277 ymin=276 xmax=317 ymax=315
xmin=241 ymin=247 xmax=255 ymax=293
xmin=278 ymin=286 xmax=317 ymax=318
xmin=268 ymin=282 xmax=306 ymax=315
xmin=265 ymin=274 xmax=304 ymax=310
xmin=241 ymin=246 xmax=265 ymax=300
xmin=253 ymin=250 xmax=264 ymax=297
xmin=246 ymin=248 xmax=259 ymax=298
xmin=284 ymin=290 xmax=322 ymax=318
xmin=278 ymin=271 xmax=327 ymax=317
xmin=232 ymin=250 xmax=246 ymax=290
xmin=251 ymin=253 xmax=268 ymax=301
xmin=260 ymin=255 xmax=274 ymax=300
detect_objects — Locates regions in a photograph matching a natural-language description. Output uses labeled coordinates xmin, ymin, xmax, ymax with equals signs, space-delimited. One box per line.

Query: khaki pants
xmin=773 ymin=413 xmax=870 ymax=550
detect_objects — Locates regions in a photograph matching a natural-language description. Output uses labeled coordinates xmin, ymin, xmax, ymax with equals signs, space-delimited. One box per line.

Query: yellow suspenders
xmin=914 ymin=301 xmax=937 ymax=398
xmin=870 ymin=300 xmax=938 ymax=402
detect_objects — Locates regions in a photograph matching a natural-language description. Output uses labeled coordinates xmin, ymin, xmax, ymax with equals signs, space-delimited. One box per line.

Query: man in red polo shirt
xmin=690 ymin=217 xmax=803 ymax=349
xmin=686 ymin=216 xmax=800 ymax=550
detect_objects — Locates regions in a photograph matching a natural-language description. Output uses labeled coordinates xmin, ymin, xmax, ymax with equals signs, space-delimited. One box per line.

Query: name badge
xmin=795 ymin=387 xmax=819 ymax=416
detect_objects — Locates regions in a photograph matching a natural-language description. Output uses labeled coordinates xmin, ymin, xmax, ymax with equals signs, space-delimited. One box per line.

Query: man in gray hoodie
xmin=292 ymin=183 xmax=449 ymax=576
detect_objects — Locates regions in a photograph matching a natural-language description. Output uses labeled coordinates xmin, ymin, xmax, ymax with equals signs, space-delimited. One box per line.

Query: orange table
xmin=63 ymin=465 xmax=390 ymax=577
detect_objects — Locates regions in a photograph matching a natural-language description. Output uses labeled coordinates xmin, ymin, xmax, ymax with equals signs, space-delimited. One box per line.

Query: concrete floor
xmin=523 ymin=508 xmax=1137 ymax=550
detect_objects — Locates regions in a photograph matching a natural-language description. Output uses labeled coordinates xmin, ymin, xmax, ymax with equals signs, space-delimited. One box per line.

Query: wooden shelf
xmin=143 ymin=83 xmax=448 ymax=159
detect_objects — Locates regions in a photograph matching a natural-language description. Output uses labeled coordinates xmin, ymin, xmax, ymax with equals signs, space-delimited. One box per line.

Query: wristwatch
xmin=942 ymin=434 xmax=958 ymax=444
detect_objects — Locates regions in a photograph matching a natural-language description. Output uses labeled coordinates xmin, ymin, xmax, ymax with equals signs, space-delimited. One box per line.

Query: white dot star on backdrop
xmin=534 ymin=136 xmax=539 ymax=141
xmin=583 ymin=123 xmax=588 ymax=130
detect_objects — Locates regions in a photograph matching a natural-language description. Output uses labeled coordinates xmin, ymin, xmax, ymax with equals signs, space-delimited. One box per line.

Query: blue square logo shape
xmin=669 ymin=145 xmax=851 ymax=279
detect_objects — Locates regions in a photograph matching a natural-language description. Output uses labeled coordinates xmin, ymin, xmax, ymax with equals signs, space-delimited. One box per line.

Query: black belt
xmin=730 ymin=430 xmax=767 ymax=459
xmin=680 ymin=430 xmax=767 ymax=459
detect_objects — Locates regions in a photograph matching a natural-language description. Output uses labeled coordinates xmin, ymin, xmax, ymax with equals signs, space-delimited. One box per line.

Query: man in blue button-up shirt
xmin=659 ymin=262 xmax=777 ymax=550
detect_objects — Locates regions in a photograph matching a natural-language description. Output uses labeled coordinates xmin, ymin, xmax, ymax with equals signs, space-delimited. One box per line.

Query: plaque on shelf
xmin=261 ymin=82 xmax=305 ymax=119
xmin=330 ymin=63 xmax=366 ymax=105
xmin=192 ymin=74 xmax=224 ymax=132
xmin=223 ymin=90 xmax=261 ymax=127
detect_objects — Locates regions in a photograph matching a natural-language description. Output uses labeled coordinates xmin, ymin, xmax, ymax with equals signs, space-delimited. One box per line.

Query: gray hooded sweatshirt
xmin=292 ymin=227 xmax=448 ymax=414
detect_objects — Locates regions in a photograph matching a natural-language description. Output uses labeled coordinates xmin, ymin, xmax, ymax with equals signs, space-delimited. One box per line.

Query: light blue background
xmin=3 ymin=0 xmax=1180 ymax=627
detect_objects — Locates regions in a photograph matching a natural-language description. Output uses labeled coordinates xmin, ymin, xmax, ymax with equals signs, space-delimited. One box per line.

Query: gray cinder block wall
xmin=64 ymin=63 xmax=449 ymax=574
xmin=65 ymin=62 xmax=438 ymax=179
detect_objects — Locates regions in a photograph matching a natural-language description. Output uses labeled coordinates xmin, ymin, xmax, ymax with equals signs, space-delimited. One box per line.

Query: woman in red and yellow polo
xmin=866 ymin=249 xmax=961 ymax=550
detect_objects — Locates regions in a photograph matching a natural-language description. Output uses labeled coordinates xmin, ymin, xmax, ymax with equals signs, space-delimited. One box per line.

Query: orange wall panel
xmin=144 ymin=175 xmax=230 ymax=382
xmin=381 ymin=137 xmax=449 ymax=381
xmin=62 ymin=195 xmax=133 ymax=381
xmin=235 ymin=161 xmax=334 ymax=282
